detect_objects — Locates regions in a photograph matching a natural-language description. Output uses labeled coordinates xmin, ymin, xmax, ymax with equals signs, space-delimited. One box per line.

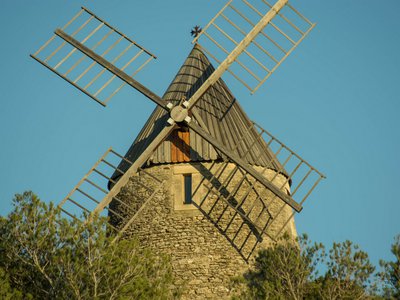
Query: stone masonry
xmin=110 ymin=162 xmax=297 ymax=299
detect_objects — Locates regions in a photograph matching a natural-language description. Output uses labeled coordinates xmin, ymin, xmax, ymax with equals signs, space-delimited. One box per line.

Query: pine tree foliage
xmin=379 ymin=235 xmax=400 ymax=299
xmin=232 ymin=234 xmax=378 ymax=300
xmin=0 ymin=191 xmax=177 ymax=300
xmin=316 ymin=241 xmax=376 ymax=300
xmin=231 ymin=234 xmax=324 ymax=300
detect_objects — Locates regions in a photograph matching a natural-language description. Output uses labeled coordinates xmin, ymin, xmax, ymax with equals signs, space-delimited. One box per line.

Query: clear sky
xmin=0 ymin=0 xmax=399 ymax=268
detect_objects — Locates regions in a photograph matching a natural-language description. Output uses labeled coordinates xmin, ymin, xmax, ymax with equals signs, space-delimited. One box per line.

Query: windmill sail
xmin=31 ymin=7 xmax=157 ymax=106
xmin=189 ymin=0 xmax=315 ymax=100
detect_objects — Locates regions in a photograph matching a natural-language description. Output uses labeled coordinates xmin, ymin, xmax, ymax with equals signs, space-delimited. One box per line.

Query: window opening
xmin=183 ymin=174 xmax=192 ymax=204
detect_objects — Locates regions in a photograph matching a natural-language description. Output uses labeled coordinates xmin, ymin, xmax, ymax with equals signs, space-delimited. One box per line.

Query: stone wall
xmin=110 ymin=162 xmax=297 ymax=299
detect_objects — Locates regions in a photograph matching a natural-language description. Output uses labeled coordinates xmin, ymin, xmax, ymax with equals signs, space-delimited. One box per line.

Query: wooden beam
xmin=92 ymin=123 xmax=177 ymax=214
xmin=112 ymin=180 xmax=166 ymax=243
xmin=54 ymin=29 xmax=167 ymax=110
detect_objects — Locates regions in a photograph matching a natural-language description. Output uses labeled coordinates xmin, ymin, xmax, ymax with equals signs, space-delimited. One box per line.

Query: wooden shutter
xmin=170 ymin=128 xmax=190 ymax=162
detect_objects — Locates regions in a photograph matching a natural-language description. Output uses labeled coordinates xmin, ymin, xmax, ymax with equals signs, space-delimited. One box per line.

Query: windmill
xmin=31 ymin=1 xmax=325 ymax=298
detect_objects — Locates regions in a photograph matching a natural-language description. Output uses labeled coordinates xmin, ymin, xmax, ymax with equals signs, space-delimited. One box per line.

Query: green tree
xmin=316 ymin=241 xmax=376 ymax=300
xmin=232 ymin=235 xmax=377 ymax=300
xmin=0 ymin=191 xmax=177 ymax=299
xmin=0 ymin=267 xmax=27 ymax=299
xmin=231 ymin=234 xmax=324 ymax=300
xmin=379 ymin=235 xmax=400 ymax=299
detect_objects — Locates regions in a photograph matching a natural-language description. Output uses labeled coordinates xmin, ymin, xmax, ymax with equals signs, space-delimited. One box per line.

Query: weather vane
xmin=191 ymin=25 xmax=202 ymax=37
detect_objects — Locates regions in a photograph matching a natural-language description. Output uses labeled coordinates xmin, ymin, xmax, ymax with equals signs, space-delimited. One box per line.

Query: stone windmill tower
xmin=31 ymin=1 xmax=325 ymax=298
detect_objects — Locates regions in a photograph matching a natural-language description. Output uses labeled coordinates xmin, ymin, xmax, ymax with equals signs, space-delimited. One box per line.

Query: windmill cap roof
xmin=111 ymin=44 xmax=286 ymax=183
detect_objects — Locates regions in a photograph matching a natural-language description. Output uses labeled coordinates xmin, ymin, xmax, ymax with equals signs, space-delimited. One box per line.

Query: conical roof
xmin=118 ymin=45 xmax=282 ymax=172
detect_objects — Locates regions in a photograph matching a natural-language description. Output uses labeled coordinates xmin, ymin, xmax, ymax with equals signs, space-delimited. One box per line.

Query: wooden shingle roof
xmin=119 ymin=45 xmax=282 ymax=171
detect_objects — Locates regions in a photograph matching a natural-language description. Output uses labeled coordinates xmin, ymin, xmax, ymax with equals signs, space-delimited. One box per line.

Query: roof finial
xmin=191 ymin=25 xmax=202 ymax=38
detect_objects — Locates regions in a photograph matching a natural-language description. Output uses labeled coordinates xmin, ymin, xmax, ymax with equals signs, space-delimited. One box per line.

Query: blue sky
xmin=0 ymin=0 xmax=399 ymax=267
